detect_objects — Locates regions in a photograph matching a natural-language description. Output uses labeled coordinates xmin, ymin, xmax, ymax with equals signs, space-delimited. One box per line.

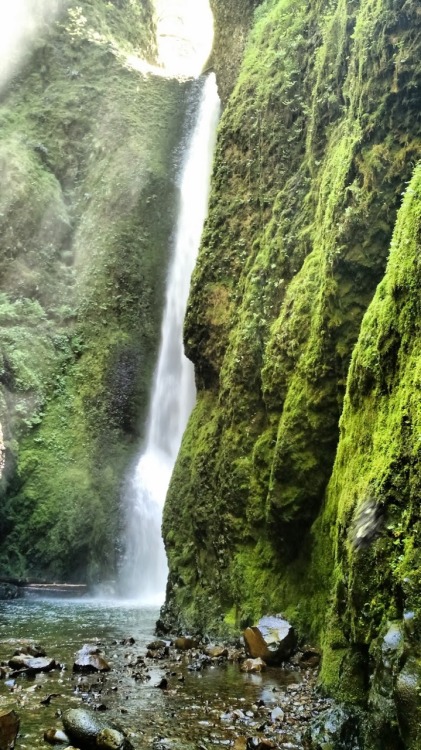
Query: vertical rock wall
xmin=163 ymin=0 xmax=421 ymax=742
xmin=0 ymin=0 xmax=199 ymax=581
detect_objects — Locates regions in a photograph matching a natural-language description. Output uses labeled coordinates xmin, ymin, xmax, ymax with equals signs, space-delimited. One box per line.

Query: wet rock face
xmin=0 ymin=710 xmax=19 ymax=750
xmin=244 ymin=616 xmax=296 ymax=665
xmin=62 ymin=708 xmax=131 ymax=750
xmin=305 ymin=706 xmax=360 ymax=749
xmin=394 ymin=656 xmax=421 ymax=748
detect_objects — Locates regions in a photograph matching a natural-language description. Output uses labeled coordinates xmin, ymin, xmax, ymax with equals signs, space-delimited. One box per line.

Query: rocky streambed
xmin=0 ymin=599 xmax=352 ymax=750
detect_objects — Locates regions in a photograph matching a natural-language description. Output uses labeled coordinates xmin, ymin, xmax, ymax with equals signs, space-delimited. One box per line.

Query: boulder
xmin=62 ymin=708 xmax=131 ymax=750
xmin=244 ymin=615 xmax=296 ymax=664
xmin=73 ymin=645 xmax=110 ymax=673
xmin=0 ymin=710 xmax=19 ymax=750
xmin=8 ymin=654 xmax=57 ymax=673
xmin=240 ymin=657 xmax=266 ymax=673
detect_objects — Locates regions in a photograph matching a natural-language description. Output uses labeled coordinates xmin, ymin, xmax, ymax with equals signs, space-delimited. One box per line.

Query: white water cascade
xmin=120 ymin=75 xmax=220 ymax=603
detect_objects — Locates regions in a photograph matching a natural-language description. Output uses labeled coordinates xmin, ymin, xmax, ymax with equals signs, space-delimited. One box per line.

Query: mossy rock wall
xmin=0 ymin=0 xmax=201 ymax=581
xmin=208 ymin=0 xmax=262 ymax=102
xmin=317 ymin=165 xmax=421 ymax=748
xmin=163 ymin=0 xmax=421 ymax=660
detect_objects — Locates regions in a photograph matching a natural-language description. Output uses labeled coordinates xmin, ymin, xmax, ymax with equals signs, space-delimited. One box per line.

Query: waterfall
xmin=120 ymin=74 xmax=220 ymax=603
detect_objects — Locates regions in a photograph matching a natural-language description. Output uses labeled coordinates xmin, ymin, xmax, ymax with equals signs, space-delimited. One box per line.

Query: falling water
xmin=120 ymin=74 xmax=220 ymax=603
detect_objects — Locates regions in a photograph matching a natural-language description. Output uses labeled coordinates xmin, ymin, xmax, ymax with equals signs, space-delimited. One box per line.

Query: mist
xmin=0 ymin=0 xmax=64 ymax=92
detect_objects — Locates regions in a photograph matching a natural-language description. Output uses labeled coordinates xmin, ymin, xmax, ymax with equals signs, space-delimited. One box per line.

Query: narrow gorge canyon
xmin=0 ymin=0 xmax=420 ymax=748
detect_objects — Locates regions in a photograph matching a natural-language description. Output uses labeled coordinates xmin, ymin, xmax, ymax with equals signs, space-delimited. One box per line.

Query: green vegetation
xmin=163 ymin=0 xmax=421 ymax=742
xmin=0 ymin=0 xmax=195 ymax=581
xmin=318 ymin=165 xmax=421 ymax=746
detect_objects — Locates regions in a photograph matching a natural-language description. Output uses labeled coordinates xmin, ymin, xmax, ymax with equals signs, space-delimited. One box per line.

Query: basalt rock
xmin=244 ymin=616 xmax=296 ymax=665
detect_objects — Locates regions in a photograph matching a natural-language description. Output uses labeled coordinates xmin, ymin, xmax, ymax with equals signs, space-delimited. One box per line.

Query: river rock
xmin=44 ymin=728 xmax=70 ymax=744
xmin=0 ymin=709 xmax=19 ymax=750
xmin=205 ymin=645 xmax=228 ymax=658
xmin=14 ymin=641 xmax=45 ymax=657
xmin=240 ymin=657 xmax=266 ymax=673
xmin=146 ymin=640 xmax=166 ymax=650
xmin=97 ymin=728 xmax=130 ymax=750
xmin=270 ymin=706 xmax=284 ymax=723
xmin=62 ymin=708 xmax=131 ymax=749
xmin=244 ymin=615 xmax=296 ymax=665
xmin=73 ymin=645 xmax=110 ymax=673
xmin=174 ymin=636 xmax=198 ymax=651
xmin=8 ymin=654 xmax=57 ymax=673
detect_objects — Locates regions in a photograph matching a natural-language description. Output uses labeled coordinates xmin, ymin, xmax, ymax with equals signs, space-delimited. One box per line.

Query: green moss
xmin=316 ymin=165 xmax=421 ymax=735
xmin=0 ymin=1 xmax=198 ymax=580
xmin=164 ymin=0 xmax=421 ymax=676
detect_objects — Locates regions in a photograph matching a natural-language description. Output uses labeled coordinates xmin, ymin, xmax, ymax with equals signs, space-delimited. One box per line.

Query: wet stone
xmin=62 ymin=707 xmax=132 ymax=749
xmin=73 ymin=645 xmax=111 ymax=674
xmin=44 ymin=728 xmax=70 ymax=744
xmin=241 ymin=658 xmax=266 ymax=673
xmin=0 ymin=710 xmax=19 ymax=750
xmin=96 ymin=727 xmax=128 ymax=749
xmin=146 ymin=640 xmax=167 ymax=650
xmin=9 ymin=654 xmax=57 ymax=673
xmin=174 ymin=637 xmax=198 ymax=651
xmin=205 ymin=645 xmax=229 ymax=659
xmin=244 ymin=615 xmax=296 ymax=665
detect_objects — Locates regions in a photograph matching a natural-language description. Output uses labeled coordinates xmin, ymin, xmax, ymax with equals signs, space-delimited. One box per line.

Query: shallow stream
xmin=0 ymin=598 xmax=326 ymax=749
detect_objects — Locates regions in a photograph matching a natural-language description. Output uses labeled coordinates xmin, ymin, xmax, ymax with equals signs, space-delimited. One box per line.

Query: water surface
xmin=0 ymin=598 xmax=304 ymax=749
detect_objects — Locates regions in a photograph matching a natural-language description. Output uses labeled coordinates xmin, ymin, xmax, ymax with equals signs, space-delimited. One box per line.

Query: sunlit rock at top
xmin=154 ymin=0 xmax=214 ymax=77
xmin=0 ymin=0 xmax=63 ymax=92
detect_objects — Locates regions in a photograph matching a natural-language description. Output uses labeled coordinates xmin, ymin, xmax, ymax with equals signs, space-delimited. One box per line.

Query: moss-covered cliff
xmin=0 ymin=0 xmax=199 ymax=581
xmin=163 ymin=0 xmax=421 ymax=742
xmin=318 ymin=164 xmax=421 ymax=748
